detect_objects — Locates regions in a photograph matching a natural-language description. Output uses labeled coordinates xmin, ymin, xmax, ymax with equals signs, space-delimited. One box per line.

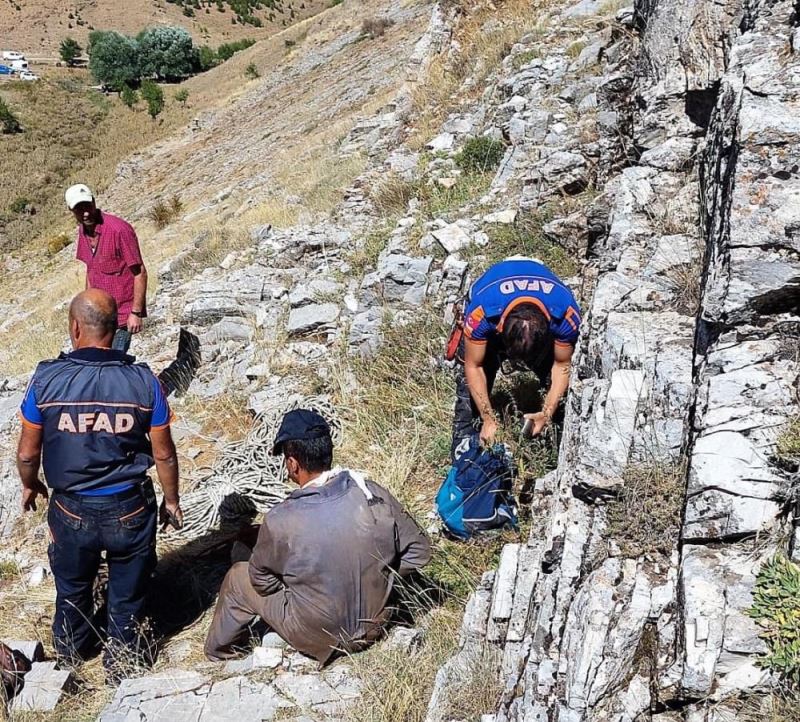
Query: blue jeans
xmin=47 ymin=484 xmax=157 ymax=669
xmin=112 ymin=327 xmax=132 ymax=353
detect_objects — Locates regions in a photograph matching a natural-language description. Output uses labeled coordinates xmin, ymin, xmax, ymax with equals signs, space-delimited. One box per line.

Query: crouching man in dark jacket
xmin=205 ymin=409 xmax=431 ymax=664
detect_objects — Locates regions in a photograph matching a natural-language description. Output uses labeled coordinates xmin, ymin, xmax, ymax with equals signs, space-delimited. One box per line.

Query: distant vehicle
xmin=0 ymin=64 xmax=12 ymax=76
xmin=8 ymin=59 xmax=28 ymax=71
xmin=19 ymin=71 xmax=39 ymax=82
xmin=1 ymin=51 xmax=25 ymax=62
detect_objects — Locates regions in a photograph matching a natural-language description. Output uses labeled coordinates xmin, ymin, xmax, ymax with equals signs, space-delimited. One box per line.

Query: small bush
xmin=47 ymin=232 xmax=72 ymax=255
xmin=362 ymin=16 xmax=394 ymax=38
xmin=217 ymin=38 xmax=255 ymax=61
xmin=174 ymin=88 xmax=189 ymax=106
xmin=195 ymin=45 xmax=218 ymax=71
xmin=0 ymin=560 xmax=19 ymax=580
xmin=140 ymin=80 xmax=165 ymax=119
xmin=606 ymin=461 xmax=684 ymax=558
xmin=8 ymin=196 xmax=30 ymax=214
xmin=244 ymin=62 xmax=260 ymax=79
xmin=149 ymin=194 xmax=183 ymax=229
xmin=455 ymin=136 xmax=507 ymax=173
xmin=329 ymin=0 xmax=343 ymax=6
xmin=60 ymin=36 xmax=82 ymax=66
xmin=0 ymin=97 xmax=22 ymax=134
xmin=749 ymin=555 xmax=800 ymax=684
xmin=121 ymin=84 xmax=138 ymax=109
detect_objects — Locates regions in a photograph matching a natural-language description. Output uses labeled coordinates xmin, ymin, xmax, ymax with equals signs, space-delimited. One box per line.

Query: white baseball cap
xmin=65 ymin=184 xmax=94 ymax=210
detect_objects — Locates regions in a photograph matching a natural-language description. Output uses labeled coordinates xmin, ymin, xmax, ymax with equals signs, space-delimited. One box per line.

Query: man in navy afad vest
xmin=452 ymin=257 xmax=582 ymax=456
xmin=16 ymin=289 xmax=183 ymax=677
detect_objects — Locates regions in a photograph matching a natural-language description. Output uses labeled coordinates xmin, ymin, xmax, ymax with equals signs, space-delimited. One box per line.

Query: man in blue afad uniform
xmin=16 ymin=289 xmax=183 ymax=676
xmin=452 ymin=257 xmax=582 ymax=456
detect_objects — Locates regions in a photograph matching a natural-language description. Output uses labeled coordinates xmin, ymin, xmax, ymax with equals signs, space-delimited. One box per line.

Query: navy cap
xmin=272 ymin=409 xmax=331 ymax=455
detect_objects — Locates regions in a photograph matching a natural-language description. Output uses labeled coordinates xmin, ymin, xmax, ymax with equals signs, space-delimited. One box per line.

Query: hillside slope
xmin=0 ymin=0 xmax=328 ymax=57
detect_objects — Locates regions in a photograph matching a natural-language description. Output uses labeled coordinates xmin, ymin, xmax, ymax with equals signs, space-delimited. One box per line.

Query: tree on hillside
xmin=137 ymin=27 xmax=196 ymax=81
xmin=174 ymin=88 xmax=189 ymax=107
xmin=121 ymin=84 xmax=138 ymax=109
xmin=195 ymin=45 xmax=218 ymax=72
xmin=0 ymin=97 xmax=21 ymax=134
xmin=60 ymin=37 xmax=82 ymax=66
xmin=88 ymin=30 xmax=140 ymax=89
xmin=140 ymin=80 xmax=164 ymax=120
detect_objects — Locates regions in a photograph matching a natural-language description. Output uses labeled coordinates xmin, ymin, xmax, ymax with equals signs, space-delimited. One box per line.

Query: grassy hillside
xmin=0 ymin=0 xmax=329 ymax=57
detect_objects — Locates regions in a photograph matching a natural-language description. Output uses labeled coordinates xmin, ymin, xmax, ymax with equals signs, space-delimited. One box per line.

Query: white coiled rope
xmin=161 ymin=395 xmax=341 ymax=545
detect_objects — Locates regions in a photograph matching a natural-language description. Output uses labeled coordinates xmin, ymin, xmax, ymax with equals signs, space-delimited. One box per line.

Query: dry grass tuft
xmin=607 ymin=461 xmax=685 ymax=558
xmin=441 ymin=644 xmax=503 ymax=721
xmin=148 ymin=195 xmax=184 ymax=231
xmin=369 ymin=174 xmax=416 ymax=217
xmin=362 ymin=16 xmax=395 ymax=39
xmin=777 ymin=417 xmax=800 ymax=462
xmin=342 ymin=608 xmax=461 ymax=722
xmin=665 ymin=261 xmax=703 ymax=316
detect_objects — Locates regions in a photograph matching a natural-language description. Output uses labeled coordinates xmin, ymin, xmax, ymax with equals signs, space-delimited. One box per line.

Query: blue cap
xmin=272 ymin=409 xmax=331 ymax=455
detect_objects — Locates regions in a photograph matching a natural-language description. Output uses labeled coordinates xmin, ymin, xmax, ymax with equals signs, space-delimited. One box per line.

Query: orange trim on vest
xmin=497 ymin=296 xmax=551 ymax=332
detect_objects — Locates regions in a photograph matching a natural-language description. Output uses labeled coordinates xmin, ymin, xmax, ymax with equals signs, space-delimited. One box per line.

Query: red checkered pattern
xmin=76 ymin=212 xmax=145 ymax=327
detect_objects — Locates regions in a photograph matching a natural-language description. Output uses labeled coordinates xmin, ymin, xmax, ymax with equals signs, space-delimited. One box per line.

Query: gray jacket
xmin=248 ymin=470 xmax=431 ymax=662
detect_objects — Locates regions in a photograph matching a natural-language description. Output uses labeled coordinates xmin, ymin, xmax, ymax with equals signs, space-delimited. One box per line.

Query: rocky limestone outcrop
xmin=427 ymin=0 xmax=800 ymax=720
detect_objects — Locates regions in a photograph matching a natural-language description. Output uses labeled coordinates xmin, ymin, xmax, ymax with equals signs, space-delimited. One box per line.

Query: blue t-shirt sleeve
xmin=19 ymin=381 xmax=43 ymax=427
xmin=463 ymin=303 xmax=496 ymax=342
xmin=553 ymin=303 xmax=582 ymax=346
xmin=150 ymin=376 xmax=172 ymax=429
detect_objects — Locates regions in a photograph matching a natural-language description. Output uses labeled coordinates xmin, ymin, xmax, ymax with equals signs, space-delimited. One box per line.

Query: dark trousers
xmin=47 ymin=484 xmax=157 ymax=669
xmin=112 ymin=328 xmax=132 ymax=354
xmin=450 ymin=337 xmax=553 ymax=460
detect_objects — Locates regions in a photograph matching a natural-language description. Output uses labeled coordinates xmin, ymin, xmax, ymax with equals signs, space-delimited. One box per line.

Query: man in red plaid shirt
xmin=66 ymin=184 xmax=148 ymax=354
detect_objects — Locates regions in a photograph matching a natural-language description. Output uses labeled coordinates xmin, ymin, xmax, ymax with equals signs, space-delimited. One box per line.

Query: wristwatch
xmin=130 ymin=310 xmax=145 ymax=318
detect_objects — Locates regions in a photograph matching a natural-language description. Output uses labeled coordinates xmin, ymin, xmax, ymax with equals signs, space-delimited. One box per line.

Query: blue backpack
xmin=435 ymin=435 xmax=518 ymax=540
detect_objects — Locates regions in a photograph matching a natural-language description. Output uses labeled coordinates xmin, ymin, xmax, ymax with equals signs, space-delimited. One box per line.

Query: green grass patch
xmin=455 ymin=136 xmax=507 ymax=174
xmin=416 ymin=172 xmax=492 ymax=223
xmin=472 ymin=215 xmax=578 ymax=278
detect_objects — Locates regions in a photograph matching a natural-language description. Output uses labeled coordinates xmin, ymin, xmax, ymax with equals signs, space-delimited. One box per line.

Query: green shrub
xmin=120 ymin=84 xmax=138 ymax=109
xmin=749 ymin=555 xmax=800 ymax=684
xmin=455 ymin=136 xmax=507 ymax=173
xmin=140 ymin=80 xmax=165 ymax=119
xmin=0 ymin=97 xmax=21 ymax=134
xmin=245 ymin=62 xmax=260 ymax=79
xmin=60 ymin=36 xmax=82 ymax=66
xmin=195 ymin=45 xmax=218 ymax=71
xmin=217 ymin=38 xmax=255 ymax=61
xmin=482 ymin=217 xmax=577 ymax=278
xmin=174 ymin=88 xmax=189 ymax=106
xmin=8 ymin=196 xmax=30 ymax=214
